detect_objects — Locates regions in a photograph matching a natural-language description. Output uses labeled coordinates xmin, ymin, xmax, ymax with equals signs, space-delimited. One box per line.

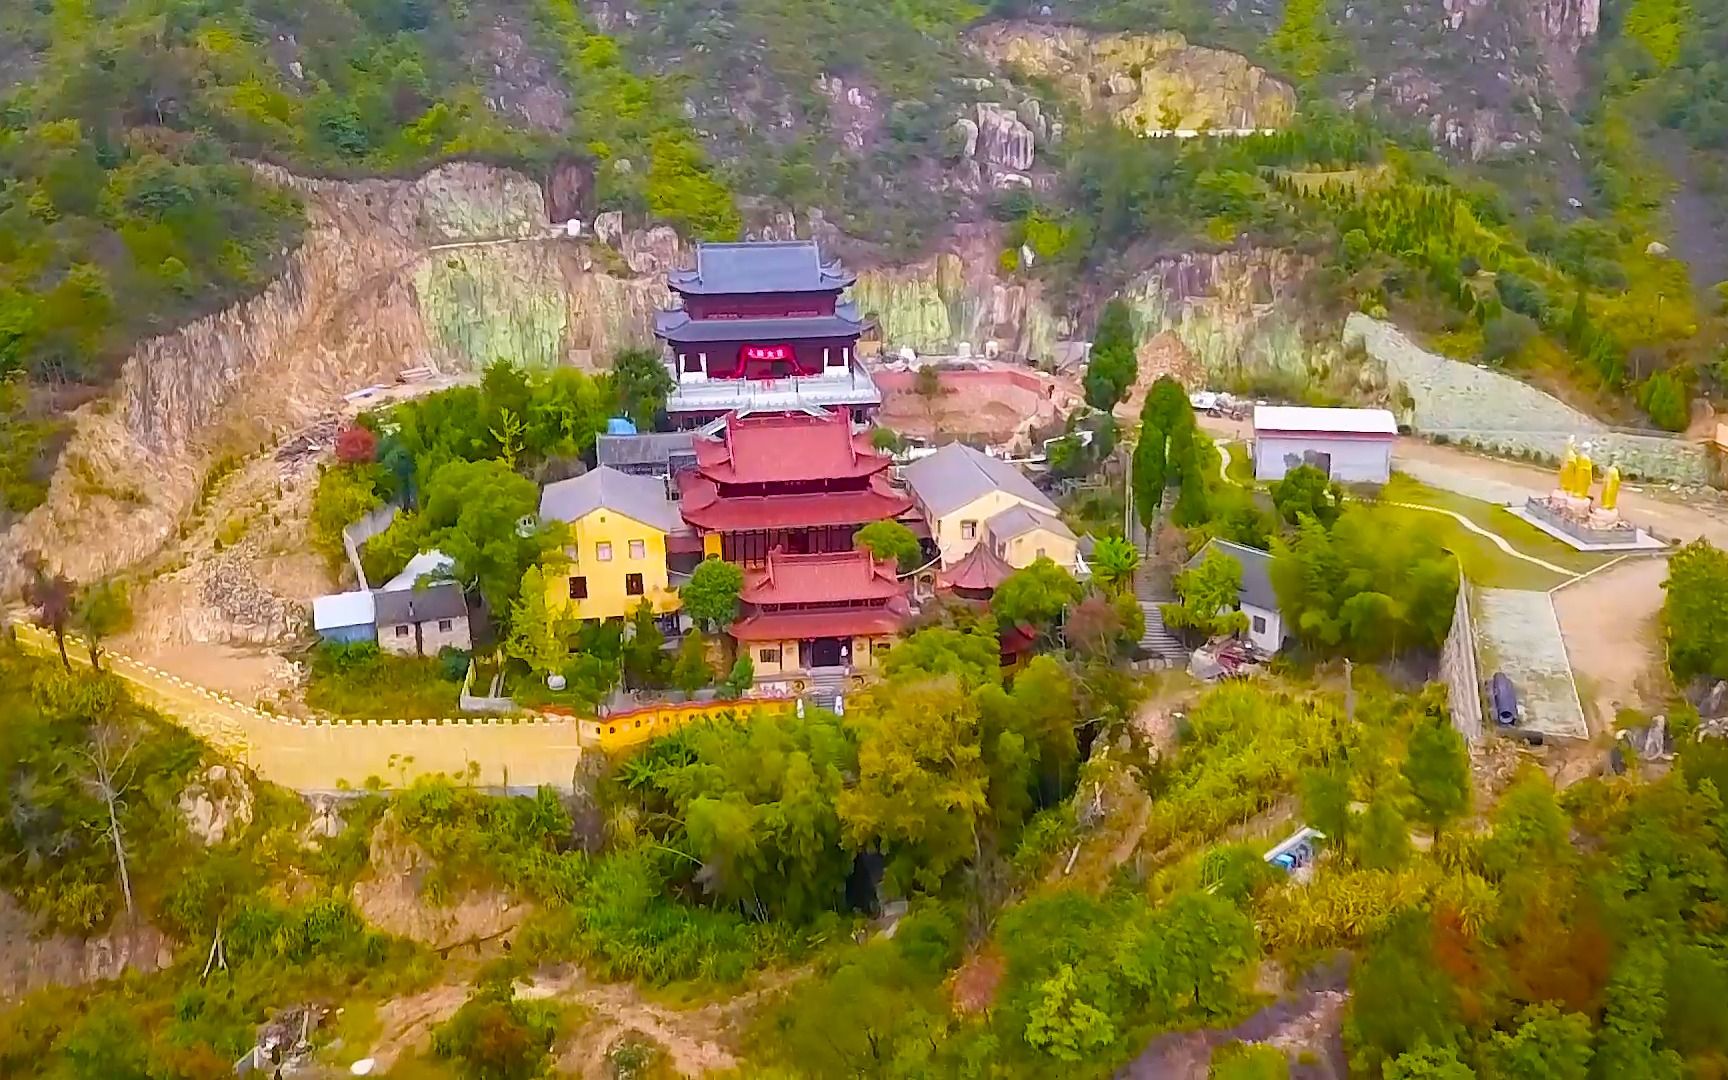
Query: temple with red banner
xmin=731 ymin=548 xmax=910 ymax=679
xmin=678 ymin=408 xmax=913 ymax=565
xmin=654 ymin=240 xmax=883 ymax=425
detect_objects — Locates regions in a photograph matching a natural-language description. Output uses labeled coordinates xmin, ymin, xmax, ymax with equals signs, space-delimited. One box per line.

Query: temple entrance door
xmin=810 ymin=637 xmax=845 ymax=668
xmin=786 ymin=530 xmax=811 ymax=555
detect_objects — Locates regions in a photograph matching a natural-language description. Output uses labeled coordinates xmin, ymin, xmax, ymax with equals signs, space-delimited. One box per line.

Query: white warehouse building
xmin=1252 ymin=405 xmax=1398 ymax=484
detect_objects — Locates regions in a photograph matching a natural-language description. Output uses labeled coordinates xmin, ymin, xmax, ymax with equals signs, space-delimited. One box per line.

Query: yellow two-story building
xmin=903 ymin=442 xmax=1080 ymax=573
xmin=538 ymin=467 xmax=682 ymax=622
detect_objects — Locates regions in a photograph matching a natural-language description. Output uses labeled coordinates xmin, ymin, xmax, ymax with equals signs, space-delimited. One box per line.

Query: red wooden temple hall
xmin=654 ymin=240 xmax=883 ymax=425
xmin=678 ymin=408 xmax=913 ymax=565
xmin=731 ymin=548 xmax=910 ymax=677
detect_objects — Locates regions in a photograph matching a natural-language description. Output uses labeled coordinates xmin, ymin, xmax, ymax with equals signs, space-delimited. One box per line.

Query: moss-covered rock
xmin=973 ymin=24 xmax=1296 ymax=134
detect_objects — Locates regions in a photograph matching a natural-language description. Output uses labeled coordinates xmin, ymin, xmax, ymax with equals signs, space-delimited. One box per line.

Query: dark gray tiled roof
xmin=1186 ymin=539 xmax=1279 ymax=612
xmin=374 ymin=582 xmax=469 ymax=626
xmin=652 ymin=306 xmax=867 ymax=344
xmin=985 ymin=504 xmax=1077 ymax=544
xmin=597 ymin=432 xmax=696 ymax=469
xmin=668 ymin=241 xmax=855 ymax=295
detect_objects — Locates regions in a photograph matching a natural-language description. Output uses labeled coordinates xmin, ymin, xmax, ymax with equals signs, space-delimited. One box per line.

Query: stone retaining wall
xmin=1345 ymin=314 xmax=1709 ymax=485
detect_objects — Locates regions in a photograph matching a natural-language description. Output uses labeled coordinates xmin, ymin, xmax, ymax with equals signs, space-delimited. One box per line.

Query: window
xmin=394 ymin=625 xmax=409 ymax=638
xmin=629 ymin=539 xmax=646 ymax=559
xmin=437 ymin=619 xmax=453 ymax=632
xmin=569 ymin=576 xmax=588 ymax=600
xmin=1036 ymin=547 xmax=1047 ymax=559
xmin=1252 ymin=615 xmax=1267 ymax=634
xmin=758 ymin=647 xmax=781 ymax=664
xmin=626 ymin=573 xmax=645 ymax=596
xmin=596 ymin=541 xmax=613 ymax=561
xmin=961 ymin=520 xmax=977 ymax=540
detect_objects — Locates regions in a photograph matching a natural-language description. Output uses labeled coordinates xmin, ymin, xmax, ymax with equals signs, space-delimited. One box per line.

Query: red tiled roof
xmin=731 ymin=607 xmax=908 ymax=642
xmin=694 ymin=410 xmax=890 ymax=485
xmin=679 ymin=472 xmax=913 ymax=531
xmin=742 ymin=548 xmax=906 ymax=605
xmin=938 ymin=542 xmax=1015 ymax=593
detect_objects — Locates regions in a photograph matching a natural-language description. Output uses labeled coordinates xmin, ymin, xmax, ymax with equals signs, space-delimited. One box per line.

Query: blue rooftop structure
xmin=606 ymin=417 xmax=638 ymax=436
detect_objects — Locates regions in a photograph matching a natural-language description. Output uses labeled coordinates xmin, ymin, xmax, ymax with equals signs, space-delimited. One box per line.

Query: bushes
xmin=433 ymin=980 xmax=564 ymax=1080
xmin=305 ymin=641 xmax=465 ymax=719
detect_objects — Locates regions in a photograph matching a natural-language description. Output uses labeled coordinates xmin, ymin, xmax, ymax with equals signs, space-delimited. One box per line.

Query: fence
xmin=341 ymin=502 xmax=400 ymax=588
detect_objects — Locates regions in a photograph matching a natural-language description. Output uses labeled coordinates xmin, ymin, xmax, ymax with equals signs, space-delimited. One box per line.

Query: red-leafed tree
xmin=334 ymin=424 xmax=377 ymax=464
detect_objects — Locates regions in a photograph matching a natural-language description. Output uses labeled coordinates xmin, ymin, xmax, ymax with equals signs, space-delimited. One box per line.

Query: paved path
xmin=13 ymin=624 xmax=589 ymax=792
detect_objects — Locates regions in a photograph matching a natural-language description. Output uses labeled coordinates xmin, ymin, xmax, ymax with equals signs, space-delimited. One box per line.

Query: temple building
xmin=654 ymin=240 xmax=882 ymax=425
xmin=732 ymin=548 xmax=910 ymax=678
xmin=678 ymin=408 xmax=913 ymax=565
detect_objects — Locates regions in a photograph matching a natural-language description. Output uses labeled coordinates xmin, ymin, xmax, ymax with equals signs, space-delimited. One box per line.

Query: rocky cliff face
xmin=1 ymin=160 xmax=1347 ymax=588
xmin=972 ymin=23 xmax=1296 ymax=133
xmin=3 ymin=163 xmax=680 ymax=585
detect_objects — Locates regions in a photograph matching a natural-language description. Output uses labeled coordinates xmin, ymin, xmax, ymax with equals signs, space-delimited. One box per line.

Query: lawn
xmin=1376 ymin=474 xmax=1620 ymax=589
xmin=304 ymin=642 xmax=473 ymax=719
xmin=1222 ymin=440 xmax=1255 ymax=487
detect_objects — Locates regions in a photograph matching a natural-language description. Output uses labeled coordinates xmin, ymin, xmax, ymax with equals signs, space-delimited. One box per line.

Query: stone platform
xmin=1508 ymin=502 xmax=1668 ymax=553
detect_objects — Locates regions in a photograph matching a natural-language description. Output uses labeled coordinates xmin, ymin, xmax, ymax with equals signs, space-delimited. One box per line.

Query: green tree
xmin=1593 ymin=947 xmax=1683 ymax=1080
xmin=1270 ymin=464 xmax=1342 ymax=526
xmin=1133 ymin=422 xmax=1168 ymax=529
xmin=855 ymin=519 xmax=924 ymax=573
xmin=839 ymin=677 xmax=991 ymax=893
xmin=1084 ymin=299 xmax=1138 ymax=411
xmin=672 ymin=631 xmax=713 ymax=695
xmin=1025 ymin=963 xmax=1117 ymax=1062
xmin=643 ymin=710 xmax=852 ymax=920
xmin=622 ymin=599 xmax=669 ymax=691
xmin=1402 ymin=713 xmax=1471 ymax=836
xmin=432 ymin=980 xmax=560 ymax=1080
xmin=883 ymin=625 xmax=1002 ymax=689
xmin=1089 ymin=535 xmax=1141 ymax=595
xmin=1162 ymin=548 xmax=1250 ymax=638
xmin=1386 ymin=1041 xmax=1475 ymax=1080
xmin=1485 ymin=1004 xmax=1593 ymax=1080
xmin=72 ymin=579 xmax=131 ymax=672
xmin=1345 ymin=913 xmax=1462 ymax=1073
xmin=992 ymin=556 xmax=1083 ymax=632
xmin=505 ymin=566 xmax=568 ymax=680
xmin=612 ymin=347 xmax=675 ymax=430
xmin=394 ymin=459 xmax=546 ymax=627
xmin=1662 ymin=540 xmax=1728 ymax=684
xmin=720 ymin=655 xmax=754 ymax=698
xmin=682 ymin=557 xmax=744 ymax=632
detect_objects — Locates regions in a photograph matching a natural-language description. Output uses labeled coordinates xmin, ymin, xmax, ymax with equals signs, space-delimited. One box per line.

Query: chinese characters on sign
xmin=741 ymin=344 xmax=792 ymax=362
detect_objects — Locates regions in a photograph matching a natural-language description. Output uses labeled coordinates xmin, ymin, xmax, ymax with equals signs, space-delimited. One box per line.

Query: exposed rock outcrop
xmin=976 ymin=102 xmax=1036 ymax=171
xmin=0 ymin=893 xmax=175 ymax=998
xmin=972 ymin=24 xmax=1295 ymax=134
xmin=178 ymin=764 xmax=257 ymax=845
xmin=352 ymin=814 xmax=530 ymax=950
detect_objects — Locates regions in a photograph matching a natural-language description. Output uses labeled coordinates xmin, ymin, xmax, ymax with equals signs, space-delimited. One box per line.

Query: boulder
xmin=178 ymin=764 xmax=255 ymax=845
xmin=975 ymin=103 xmax=1036 ymax=171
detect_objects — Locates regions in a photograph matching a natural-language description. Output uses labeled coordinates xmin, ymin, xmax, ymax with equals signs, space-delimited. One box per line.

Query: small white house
xmin=1187 ymin=538 xmax=1286 ymax=654
xmin=1252 ymin=405 xmax=1397 ymax=484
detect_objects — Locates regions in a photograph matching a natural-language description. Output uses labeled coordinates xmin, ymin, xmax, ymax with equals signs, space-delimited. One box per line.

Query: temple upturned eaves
xmin=655 ymin=240 xmax=882 ymax=423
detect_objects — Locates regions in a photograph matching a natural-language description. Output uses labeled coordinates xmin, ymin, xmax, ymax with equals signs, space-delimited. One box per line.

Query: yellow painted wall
xmin=742 ymin=633 xmax=896 ymax=677
xmin=548 ymin=509 xmax=681 ymax=622
xmin=999 ymin=526 xmax=1079 ymax=571
xmin=929 ymin=490 xmax=1044 ymax=564
xmin=745 ymin=638 xmax=803 ymax=678
xmin=582 ymin=698 xmax=798 ymax=750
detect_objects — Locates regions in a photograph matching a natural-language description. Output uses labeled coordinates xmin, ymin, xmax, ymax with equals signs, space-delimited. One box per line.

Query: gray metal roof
xmin=903 ymin=443 xmax=1058 ymax=519
xmin=667 ymin=241 xmax=856 ymax=295
xmin=373 ymin=582 xmax=469 ymax=626
xmin=596 ymin=431 xmax=696 ymax=470
xmin=652 ymin=306 xmax=867 ymax=344
xmin=539 ymin=466 xmax=680 ymax=532
xmin=986 ymin=504 xmax=1077 ymax=544
xmin=1187 ymin=538 xmax=1279 ymax=612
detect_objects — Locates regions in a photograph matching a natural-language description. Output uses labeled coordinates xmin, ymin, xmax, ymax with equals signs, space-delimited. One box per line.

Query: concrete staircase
xmin=1130 ymin=493 xmax=1188 ymax=664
